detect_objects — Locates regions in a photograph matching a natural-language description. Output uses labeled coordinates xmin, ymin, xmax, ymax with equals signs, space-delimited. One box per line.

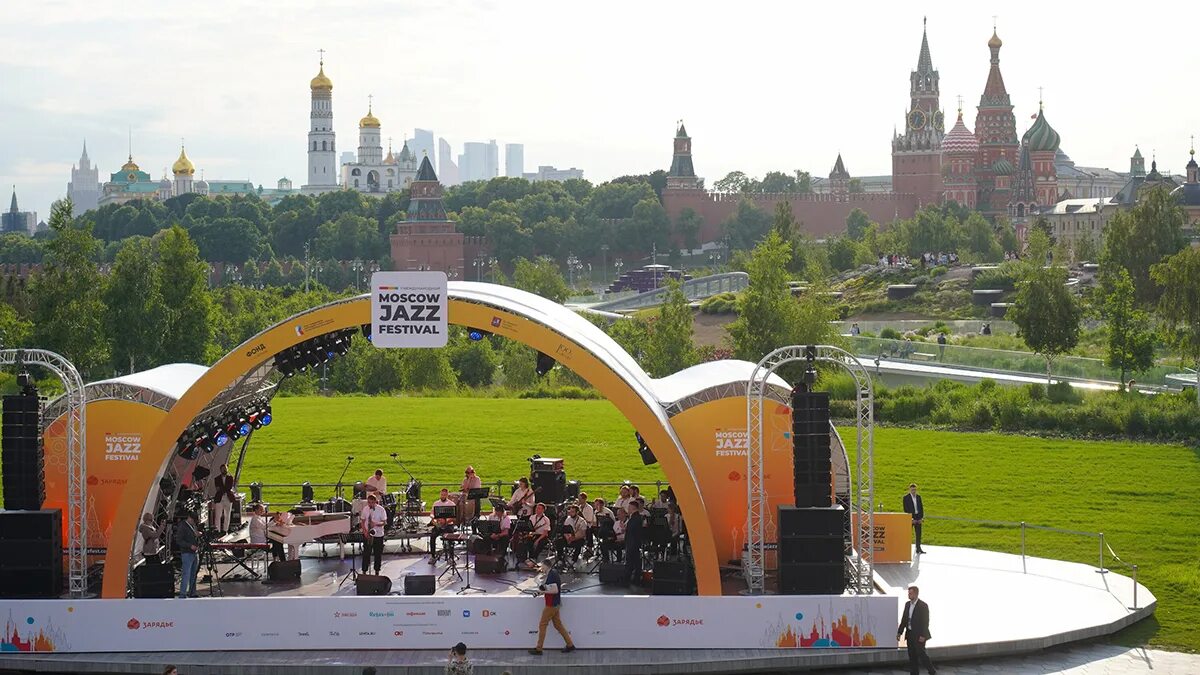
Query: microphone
xmin=347 ymin=456 xmax=355 ymax=461
xmin=390 ymin=453 xmax=398 ymax=458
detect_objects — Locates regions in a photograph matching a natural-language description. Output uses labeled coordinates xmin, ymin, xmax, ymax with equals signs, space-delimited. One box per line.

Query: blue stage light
xmin=261 ymin=413 xmax=272 ymax=426
xmin=239 ymin=422 xmax=252 ymax=436
xmin=215 ymin=432 xmax=230 ymax=447
xmin=469 ymin=330 xmax=484 ymax=341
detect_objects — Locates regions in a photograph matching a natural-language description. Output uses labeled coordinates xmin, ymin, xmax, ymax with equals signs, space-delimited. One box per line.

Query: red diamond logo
xmin=657 ymin=615 xmax=670 ymax=627
xmin=127 ymin=618 xmax=140 ymax=630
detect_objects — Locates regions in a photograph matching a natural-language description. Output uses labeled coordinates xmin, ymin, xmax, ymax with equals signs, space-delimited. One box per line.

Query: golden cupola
xmin=172 ymin=146 xmax=195 ymax=176
xmin=359 ymin=104 xmax=381 ymax=129
xmin=121 ymin=155 xmax=140 ymax=172
xmin=310 ymin=60 xmax=333 ymax=92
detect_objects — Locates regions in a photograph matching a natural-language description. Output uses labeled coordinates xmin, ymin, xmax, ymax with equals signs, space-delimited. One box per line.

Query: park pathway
xmin=836 ymin=642 xmax=1200 ymax=674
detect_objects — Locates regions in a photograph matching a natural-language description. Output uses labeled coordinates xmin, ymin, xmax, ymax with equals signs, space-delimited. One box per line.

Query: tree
xmin=643 ymin=280 xmax=696 ymax=377
xmin=846 ymin=209 xmax=871 ymax=241
xmin=962 ymin=212 xmax=1002 ymax=261
xmin=793 ymin=282 xmax=840 ymax=347
xmin=827 ymin=237 xmax=862 ymax=272
xmin=1152 ymin=247 xmax=1200 ymax=404
xmin=154 ymin=225 xmax=212 ymax=365
xmin=793 ymin=171 xmax=813 ymax=194
xmin=448 ymin=334 xmax=498 ymax=387
xmin=0 ymin=301 xmax=32 ymax=349
xmin=674 ymin=208 xmax=702 ymax=254
xmin=105 ymin=237 xmax=167 ymax=373
xmin=759 ymin=171 xmax=798 ymax=193
xmin=1097 ymin=267 xmax=1155 ymax=389
xmin=1101 ymin=186 xmax=1187 ymax=304
xmin=498 ymin=341 xmax=538 ymax=389
xmin=1024 ymin=228 xmax=1052 ymax=266
xmin=30 ymin=199 xmax=109 ymax=376
xmin=511 ymin=257 xmax=570 ymax=303
xmin=713 ymin=171 xmax=750 ymax=193
xmin=400 ymin=349 xmax=457 ymax=390
xmin=728 ymin=231 xmax=802 ymax=362
xmin=1008 ymin=266 xmax=1081 ymax=384
xmin=627 ymin=197 xmax=671 ymax=255
xmin=771 ymin=202 xmax=796 ymax=242
xmin=722 ymin=198 xmax=772 ymax=250
xmin=847 ymin=178 xmax=865 ymax=194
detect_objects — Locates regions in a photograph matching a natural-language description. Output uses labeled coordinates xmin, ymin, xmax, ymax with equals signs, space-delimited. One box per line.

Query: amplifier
xmin=355 ymin=574 xmax=392 ymax=596
xmin=652 ymin=560 xmax=693 ymax=582
xmin=599 ymin=563 xmax=627 ymax=585
xmin=778 ymin=505 xmax=843 ymax=536
xmin=404 ymin=574 xmax=436 ymax=596
xmin=531 ymin=457 xmax=564 ymax=473
xmin=133 ymin=562 xmax=175 ymax=599
xmin=473 ymin=554 xmax=506 ymax=574
xmin=779 ymin=562 xmax=845 ymax=595
xmin=267 ymin=559 xmax=301 ymax=581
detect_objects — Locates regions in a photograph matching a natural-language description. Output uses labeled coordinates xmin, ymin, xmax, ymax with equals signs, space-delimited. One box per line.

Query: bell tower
xmin=892 ymin=18 xmax=944 ymax=205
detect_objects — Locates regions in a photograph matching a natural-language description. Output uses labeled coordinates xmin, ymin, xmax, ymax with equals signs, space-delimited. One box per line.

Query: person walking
xmin=175 ymin=512 xmax=200 ymax=598
xmin=896 ymin=585 xmax=936 ymax=674
xmin=528 ymin=558 xmax=576 ymax=655
xmin=903 ymin=483 xmax=926 ymax=555
xmin=936 ymin=332 xmax=946 ymax=361
xmin=445 ymin=641 xmax=473 ymax=674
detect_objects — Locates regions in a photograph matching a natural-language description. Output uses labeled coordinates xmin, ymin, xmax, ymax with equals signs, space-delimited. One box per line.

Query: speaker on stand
xmin=2 ymin=376 xmax=44 ymax=512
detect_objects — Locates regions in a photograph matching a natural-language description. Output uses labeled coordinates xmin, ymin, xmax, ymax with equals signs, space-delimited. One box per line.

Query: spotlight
xmin=238 ymin=421 xmax=252 ymax=437
xmin=536 ymin=352 xmax=556 ymax=377
xmin=360 ymin=324 xmax=373 ymax=343
xmin=249 ymin=482 xmax=263 ymax=503
xmin=261 ymin=411 xmax=272 ymax=426
xmin=301 ymin=481 xmax=315 ymax=504
xmin=192 ymin=465 xmax=211 ymax=481
xmin=468 ymin=329 xmax=492 ymax=341
xmin=635 ymin=431 xmax=657 ymax=466
xmin=214 ymin=431 xmax=230 ymax=447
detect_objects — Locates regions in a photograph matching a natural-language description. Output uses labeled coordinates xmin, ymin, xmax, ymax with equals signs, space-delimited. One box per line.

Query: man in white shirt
xmin=365 ymin=469 xmax=387 ymax=496
xmin=575 ymin=493 xmax=596 ymax=554
xmin=429 ymin=488 xmax=457 ymax=563
xmin=360 ymin=493 xmax=387 ymax=575
xmin=650 ymin=490 xmax=672 ymax=509
xmin=562 ymin=505 xmax=588 ymax=563
xmin=510 ymin=477 xmax=535 ymax=516
xmin=613 ymin=485 xmax=632 ymax=512
xmin=487 ymin=503 xmax=514 ymax=556
xmin=523 ymin=503 xmax=552 ymax=566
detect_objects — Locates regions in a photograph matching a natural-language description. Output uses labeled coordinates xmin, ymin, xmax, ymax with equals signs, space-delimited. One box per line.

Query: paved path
xmin=836 ymin=642 xmax=1200 ymax=674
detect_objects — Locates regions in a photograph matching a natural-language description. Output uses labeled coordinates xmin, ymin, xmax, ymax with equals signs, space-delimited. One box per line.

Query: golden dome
xmin=310 ymin=62 xmax=333 ymax=92
xmin=121 ymin=156 xmax=139 ymax=172
xmin=172 ymin=146 xmax=195 ymax=176
xmin=359 ymin=105 xmax=381 ymax=128
xmin=988 ymin=30 xmax=1002 ymax=49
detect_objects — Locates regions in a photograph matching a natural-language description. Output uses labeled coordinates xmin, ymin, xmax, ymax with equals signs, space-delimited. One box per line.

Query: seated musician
xmin=365 ymin=469 xmax=387 ymax=496
xmin=266 ymin=510 xmax=292 ymax=561
xmin=666 ymin=502 xmax=684 ymax=556
xmin=361 ymin=493 xmax=387 ymax=575
xmin=562 ymin=504 xmax=588 ymax=563
xmin=651 ymin=489 xmax=672 ymax=509
xmin=613 ymin=484 xmax=632 ymax=512
xmin=599 ymin=507 xmax=626 ymax=563
xmin=486 ymin=502 xmax=513 ymax=555
xmin=575 ymin=492 xmax=596 ymax=554
xmin=592 ymin=498 xmax=614 ymax=523
xmin=428 ymin=488 xmax=457 ymax=564
xmin=517 ymin=503 xmax=553 ymax=567
xmin=458 ymin=465 xmax=482 ymax=521
xmin=629 ymin=485 xmax=643 ymax=507
xmin=509 ymin=477 xmax=535 ymax=516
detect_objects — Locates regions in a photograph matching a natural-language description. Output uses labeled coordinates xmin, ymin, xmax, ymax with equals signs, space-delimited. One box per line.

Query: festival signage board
xmin=0 ymin=595 xmax=897 ymax=653
xmin=370 ymin=271 xmax=448 ymax=348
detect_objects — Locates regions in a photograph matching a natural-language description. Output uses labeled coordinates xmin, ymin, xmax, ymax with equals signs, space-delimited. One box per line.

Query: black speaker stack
xmin=0 ymin=509 xmax=63 ymax=598
xmin=531 ymin=457 xmax=566 ymax=505
xmin=403 ymin=573 xmax=436 ymax=595
xmin=2 ymin=391 xmax=44 ymax=511
xmin=651 ymin=560 xmax=696 ymax=595
xmin=791 ymin=390 xmax=831 ymax=508
xmin=132 ymin=561 xmax=175 ymax=598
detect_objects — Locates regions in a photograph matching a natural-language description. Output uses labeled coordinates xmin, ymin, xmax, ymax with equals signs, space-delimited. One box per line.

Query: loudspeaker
xmin=652 ymin=578 xmax=695 ymax=595
xmin=267 ymin=559 xmax=301 ymax=581
xmin=779 ymin=562 xmax=845 ymax=595
xmin=355 ymin=574 xmax=392 ymax=596
xmin=780 ymin=536 xmax=844 ymax=563
xmin=778 ymin=506 xmax=843 ymax=537
xmin=404 ymin=574 xmax=436 ymax=596
xmin=473 ymin=554 xmax=506 ymax=574
xmin=565 ymin=480 xmax=581 ymax=500
xmin=2 ymin=393 xmax=43 ymax=512
xmin=133 ymin=562 xmax=175 ymax=598
xmin=599 ymin=563 xmax=627 ymax=585
xmin=652 ymin=560 xmax=692 ymax=582
xmin=532 ymin=472 xmax=566 ymax=505
xmin=0 ymin=509 xmax=61 ymax=598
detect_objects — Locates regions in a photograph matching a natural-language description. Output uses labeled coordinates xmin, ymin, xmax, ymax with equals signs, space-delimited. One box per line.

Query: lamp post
xmin=351 ymin=258 xmax=364 ymax=291
xmin=587 ymin=262 xmax=592 ymax=288
xmin=228 ymin=267 xmax=242 ymax=286
xmin=613 ymin=258 xmax=624 ymax=286
xmin=566 ymin=253 xmax=581 ymax=288
xmin=473 ymin=255 xmax=486 ymax=281
xmin=601 ymin=244 xmax=609 ymax=286
xmin=312 ymin=260 xmax=324 ymax=287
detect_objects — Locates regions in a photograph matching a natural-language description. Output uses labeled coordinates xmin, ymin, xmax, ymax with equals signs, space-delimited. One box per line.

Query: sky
xmin=1 ymin=0 xmax=1197 ymax=220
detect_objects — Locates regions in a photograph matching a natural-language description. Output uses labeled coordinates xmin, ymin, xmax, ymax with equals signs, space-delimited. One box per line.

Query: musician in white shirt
xmin=365 ymin=469 xmax=388 ymax=496
xmin=575 ymin=492 xmax=596 ymax=552
xmin=267 ymin=510 xmax=293 ymax=561
xmin=519 ymin=503 xmax=553 ymax=566
xmin=650 ymin=489 xmax=672 ymax=509
xmin=429 ymin=488 xmax=457 ymax=564
xmin=613 ymin=485 xmax=632 ymax=511
xmin=487 ymin=502 xmax=514 ymax=555
xmin=509 ymin=477 xmax=535 ymax=516
xmin=562 ymin=504 xmax=588 ymax=563
xmin=360 ymin=493 xmax=387 ymax=574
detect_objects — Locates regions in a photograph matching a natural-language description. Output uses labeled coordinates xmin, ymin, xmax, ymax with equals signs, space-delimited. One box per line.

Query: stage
xmin=0 ymin=546 xmax=1154 ymax=674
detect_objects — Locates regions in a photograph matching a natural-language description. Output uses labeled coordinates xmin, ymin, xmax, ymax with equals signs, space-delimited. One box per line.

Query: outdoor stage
xmin=0 ymin=546 xmax=1154 ymax=674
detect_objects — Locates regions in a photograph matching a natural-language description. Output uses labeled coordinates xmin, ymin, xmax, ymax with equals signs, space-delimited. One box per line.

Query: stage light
xmin=468 ymin=329 xmax=492 ymax=341
xmin=261 ymin=412 xmax=272 ymax=426
xmin=238 ymin=422 xmax=252 ymax=437
xmin=301 ymin=481 xmax=315 ymax=503
xmin=249 ymin=482 xmax=263 ymax=503
xmin=536 ymin=352 xmax=556 ymax=377
xmin=360 ymin=324 xmax=373 ymax=343
xmin=215 ymin=431 xmax=230 ymax=447
xmin=636 ymin=431 xmax=657 ymax=466
xmin=192 ymin=466 xmax=211 ymax=481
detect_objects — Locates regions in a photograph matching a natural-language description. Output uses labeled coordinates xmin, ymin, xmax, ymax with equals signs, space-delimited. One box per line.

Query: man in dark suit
xmin=623 ymin=502 xmax=644 ymax=585
xmin=896 ymin=585 xmax=936 ymax=674
xmin=903 ymin=483 xmax=926 ymax=555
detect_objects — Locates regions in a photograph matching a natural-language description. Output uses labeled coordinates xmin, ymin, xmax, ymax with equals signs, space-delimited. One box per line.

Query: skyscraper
xmin=67 ymin=141 xmax=100 ymax=216
xmin=438 ymin=138 xmax=459 ymax=186
xmin=411 ymin=129 xmax=435 ymax=171
xmin=303 ymin=55 xmax=339 ymax=195
xmin=459 ymin=140 xmax=499 ymax=183
xmin=505 ymin=143 xmax=524 ymax=178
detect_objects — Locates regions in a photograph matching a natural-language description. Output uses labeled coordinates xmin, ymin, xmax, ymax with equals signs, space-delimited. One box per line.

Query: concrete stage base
xmin=0 ymin=546 xmax=1154 ymax=674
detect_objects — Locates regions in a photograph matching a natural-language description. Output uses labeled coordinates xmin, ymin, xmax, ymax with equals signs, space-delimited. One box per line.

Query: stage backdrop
xmin=0 ymin=595 xmax=897 ymax=652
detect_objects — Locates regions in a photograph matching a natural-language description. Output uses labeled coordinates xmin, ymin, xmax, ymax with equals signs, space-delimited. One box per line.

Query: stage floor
xmin=0 ymin=546 xmax=1155 ymax=675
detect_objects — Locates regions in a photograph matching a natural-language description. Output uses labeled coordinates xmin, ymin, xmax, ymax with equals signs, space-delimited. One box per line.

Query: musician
xmin=139 ymin=513 xmax=164 ymax=561
xmin=562 ymin=505 xmax=588 ymax=563
xmin=599 ymin=507 xmax=625 ymax=563
xmin=458 ymin=466 xmax=482 ymax=521
xmin=665 ymin=502 xmax=684 ymax=557
xmin=592 ymin=498 xmax=614 ymax=523
xmin=650 ymin=490 xmax=672 ymax=509
xmin=509 ymin=477 xmax=535 ymax=516
xmin=268 ymin=510 xmax=294 ymax=561
xmin=211 ymin=464 xmax=236 ymax=533
xmin=575 ymin=492 xmax=596 ymax=554
xmin=517 ymin=503 xmax=553 ymax=567
xmin=428 ymin=488 xmax=457 ymax=564
xmin=248 ymin=504 xmax=282 ymax=561
xmin=486 ymin=503 xmax=514 ymax=556
xmin=613 ymin=485 xmax=632 ymax=512
xmin=624 ymin=502 xmax=645 ymax=585
xmin=365 ymin=469 xmax=388 ymax=496
xmin=629 ymin=485 xmax=643 ymax=506
xmin=361 ymin=493 xmax=387 ymax=575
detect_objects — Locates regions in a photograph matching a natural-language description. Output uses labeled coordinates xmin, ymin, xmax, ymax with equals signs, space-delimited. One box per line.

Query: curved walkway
xmin=835 ymin=643 xmax=1200 ymax=674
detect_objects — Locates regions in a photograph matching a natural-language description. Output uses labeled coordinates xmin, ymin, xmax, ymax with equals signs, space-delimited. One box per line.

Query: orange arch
xmin=101 ymin=290 xmax=721 ymax=597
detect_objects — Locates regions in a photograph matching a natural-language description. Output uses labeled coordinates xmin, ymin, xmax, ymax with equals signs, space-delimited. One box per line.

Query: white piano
xmin=268 ymin=512 xmax=352 ymax=560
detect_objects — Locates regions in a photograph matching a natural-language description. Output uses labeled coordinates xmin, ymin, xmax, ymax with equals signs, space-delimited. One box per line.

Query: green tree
xmin=793 ymin=170 xmax=813 ymax=194
xmin=642 ymin=280 xmax=696 ymax=377
xmin=30 ymin=199 xmax=109 ymax=376
xmin=996 ymin=219 xmax=1019 ymax=255
xmin=105 ymin=237 xmax=167 ymax=373
xmin=448 ymin=334 xmax=498 ymax=387
xmin=847 ymin=178 xmax=865 ymax=194
xmin=713 ymin=171 xmax=750 ymax=193
xmin=771 ymin=201 xmax=796 ymax=242
xmin=794 ymin=282 xmax=840 ymax=347
xmin=1152 ymin=247 xmax=1200 ymax=404
xmin=0 ymin=302 xmax=32 ymax=349
xmin=962 ymin=212 xmax=1002 ymax=261
xmin=1101 ymin=186 xmax=1187 ymax=304
xmin=498 ymin=341 xmax=537 ymax=389
xmin=759 ymin=171 xmax=798 ymax=193
xmin=1097 ymin=267 xmax=1155 ymax=389
xmin=846 ymin=208 xmax=871 ymax=241
xmin=827 ymin=237 xmax=861 ymax=272
xmin=722 ymin=198 xmax=772 ymax=250
xmin=674 ymin=208 xmax=702 ymax=254
xmin=1024 ymin=228 xmax=1052 ymax=266
xmin=627 ymin=197 xmax=671 ymax=255
xmin=511 ymin=257 xmax=570 ymax=303
xmin=728 ymin=231 xmax=802 ymax=361
xmin=400 ymin=349 xmax=457 ymax=390
xmin=1008 ymin=266 xmax=1082 ymax=384
xmin=360 ymin=347 xmax=404 ymax=393
xmin=154 ymin=225 xmax=212 ymax=365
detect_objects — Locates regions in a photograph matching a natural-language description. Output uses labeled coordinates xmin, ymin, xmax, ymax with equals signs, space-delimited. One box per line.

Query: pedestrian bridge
xmin=584 ymin=272 xmax=749 ymax=312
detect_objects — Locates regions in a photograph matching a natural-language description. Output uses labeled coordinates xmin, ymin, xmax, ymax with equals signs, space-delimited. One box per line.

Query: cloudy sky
xmin=1 ymin=0 xmax=1196 ymax=219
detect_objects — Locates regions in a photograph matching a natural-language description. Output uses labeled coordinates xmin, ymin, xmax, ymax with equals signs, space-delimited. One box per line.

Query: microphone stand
xmin=389 ymin=452 xmax=416 ymax=482
xmin=334 ymin=456 xmax=354 ymax=502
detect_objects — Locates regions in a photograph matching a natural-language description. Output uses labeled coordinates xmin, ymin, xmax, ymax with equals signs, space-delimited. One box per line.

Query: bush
xmin=972 ymin=263 xmax=1022 ymax=291
xmin=1047 ymin=381 xmax=1082 ymax=404
xmin=518 ymin=385 xmax=603 ymax=400
xmin=699 ymin=292 xmax=739 ymax=315
xmin=929 ymin=265 xmax=948 ymax=278
xmin=880 ymin=327 xmax=901 ymax=340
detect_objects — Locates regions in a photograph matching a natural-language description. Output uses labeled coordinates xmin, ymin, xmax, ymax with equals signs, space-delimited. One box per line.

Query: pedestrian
xmin=175 ymin=512 xmax=200 ymax=598
xmin=528 ymin=558 xmax=576 ymax=655
xmin=903 ymin=483 xmax=926 ymax=555
xmin=163 ymin=667 xmax=178 ymax=675
xmin=896 ymin=585 xmax=936 ymax=674
xmin=445 ymin=641 xmax=473 ymax=675
xmin=936 ymin=333 xmax=946 ymax=360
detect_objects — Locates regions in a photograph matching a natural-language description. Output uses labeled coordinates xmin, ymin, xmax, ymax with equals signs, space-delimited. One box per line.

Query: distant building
xmin=206 ymin=180 xmax=256 ymax=196
xmin=340 ymin=151 xmax=356 ymax=168
xmin=67 ymin=142 xmax=100 ymax=216
xmin=258 ymin=177 xmax=300 ymax=205
xmin=505 ymin=143 xmax=524 ymax=178
xmin=1043 ymin=197 xmax=1116 ymax=254
xmin=459 ymin=140 xmax=499 ymax=183
xmin=99 ymin=154 xmax=159 ymax=206
xmin=2 ymin=188 xmax=36 ymax=234
xmin=1054 ymin=149 xmax=1127 ymax=200
xmin=341 ymin=102 xmax=417 ymax=194
xmin=438 ymin=138 xmax=459 ymax=186
xmin=410 ymin=129 xmax=435 ymax=171
xmin=389 ymin=156 xmax=488 ymax=278
xmin=302 ymin=56 xmax=339 ymax=195
xmin=523 ymin=165 xmax=585 ymax=182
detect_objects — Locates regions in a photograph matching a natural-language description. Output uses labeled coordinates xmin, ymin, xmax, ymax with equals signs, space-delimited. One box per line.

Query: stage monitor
xmin=466 ymin=487 xmax=491 ymax=501
xmin=432 ymin=505 xmax=456 ymax=520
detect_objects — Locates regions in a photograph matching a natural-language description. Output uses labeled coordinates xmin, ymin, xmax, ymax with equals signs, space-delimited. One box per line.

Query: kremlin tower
xmin=891 ymin=18 xmax=944 ymax=206
xmin=940 ymin=101 xmax=979 ymax=208
xmin=974 ymin=28 xmax=1020 ymax=217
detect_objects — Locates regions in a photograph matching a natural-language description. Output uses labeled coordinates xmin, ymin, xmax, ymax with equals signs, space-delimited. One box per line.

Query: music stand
xmin=336 ymin=530 xmax=361 ymax=590
xmin=467 ymin=488 xmax=490 ymax=534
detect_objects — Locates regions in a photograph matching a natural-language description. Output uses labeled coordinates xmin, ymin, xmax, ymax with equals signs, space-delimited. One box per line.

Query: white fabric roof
xmin=90 ymin=363 xmax=208 ymax=401
xmin=651 ymin=360 xmax=790 ymax=405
